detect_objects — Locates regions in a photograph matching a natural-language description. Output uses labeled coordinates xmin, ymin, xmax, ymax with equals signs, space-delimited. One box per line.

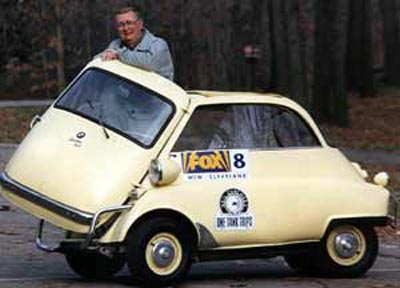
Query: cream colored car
xmin=0 ymin=60 xmax=393 ymax=285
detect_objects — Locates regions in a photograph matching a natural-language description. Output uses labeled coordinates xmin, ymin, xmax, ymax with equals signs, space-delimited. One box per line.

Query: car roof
xmin=187 ymin=90 xmax=283 ymax=98
xmin=186 ymin=90 xmax=302 ymax=110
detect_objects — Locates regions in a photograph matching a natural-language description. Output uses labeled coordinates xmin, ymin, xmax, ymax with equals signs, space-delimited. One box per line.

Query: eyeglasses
xmin=117 ymin=19 xmax=140 ymax=29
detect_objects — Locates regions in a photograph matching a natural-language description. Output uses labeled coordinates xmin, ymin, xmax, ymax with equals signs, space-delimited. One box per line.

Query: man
xmin=102 ymin=6 xmax=174 ymax=81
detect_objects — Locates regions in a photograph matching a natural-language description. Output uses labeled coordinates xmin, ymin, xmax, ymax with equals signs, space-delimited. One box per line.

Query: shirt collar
xmin=119 ymin=29 xmax=153 ymax=51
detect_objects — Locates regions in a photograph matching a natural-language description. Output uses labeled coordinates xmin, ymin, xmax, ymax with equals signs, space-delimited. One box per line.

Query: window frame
xmin=172 ymin=103 xmax=322 ymax=152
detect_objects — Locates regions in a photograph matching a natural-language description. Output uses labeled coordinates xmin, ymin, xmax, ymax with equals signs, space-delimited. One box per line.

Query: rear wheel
xmin=314 ymin=224 xmax=378 ymax=277
xmin=65 ymin=250 xmax=125 ymax=279
xmin=126 ymin=217 xmax=192 ymax=286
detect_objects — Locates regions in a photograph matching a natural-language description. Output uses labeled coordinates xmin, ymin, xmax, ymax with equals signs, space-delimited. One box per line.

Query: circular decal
xmin=76 ymin=132 xmax=86 ymax=139
xmin=219 ymin=188 xmax=248 ymax=215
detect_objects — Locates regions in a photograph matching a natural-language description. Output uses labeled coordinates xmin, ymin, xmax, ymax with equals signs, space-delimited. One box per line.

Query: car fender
xmin=99 ymin=189 xmax=200 ymax=245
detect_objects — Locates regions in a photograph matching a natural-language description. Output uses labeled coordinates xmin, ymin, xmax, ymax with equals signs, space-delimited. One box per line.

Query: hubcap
xmin=334 ymin=232 xmax=359 ymax=258
xmin=145 ymin=232 xmax=183 ymax=276
xmin=326 ymin=225 xmax=367 ymax=266
xmin=151 ymin=240 xmax=176 ymax=268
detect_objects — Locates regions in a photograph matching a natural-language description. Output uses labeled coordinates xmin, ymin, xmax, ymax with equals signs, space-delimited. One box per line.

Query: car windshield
xmin=55 ymin=69 xmax=174 ymax=147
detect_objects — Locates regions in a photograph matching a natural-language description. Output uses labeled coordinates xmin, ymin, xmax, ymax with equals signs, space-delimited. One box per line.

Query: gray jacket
xmin=108 ymin=29 xmax=174 ymax=81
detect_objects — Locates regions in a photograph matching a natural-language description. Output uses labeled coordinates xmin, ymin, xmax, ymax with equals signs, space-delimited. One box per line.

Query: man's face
xmin=116 ymin=11 xmax=143 ymax=47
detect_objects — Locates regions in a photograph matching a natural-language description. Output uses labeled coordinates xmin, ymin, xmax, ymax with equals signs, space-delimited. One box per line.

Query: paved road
xmin=342 ymin=148 xmax=400 ymax=166
xmin=0 ymin=100 xmax=52 ymax=108
xmin=0 ymin=207 xmax=399 ymax=288
xmin=1 ymin=145 xmax=400 ymax=287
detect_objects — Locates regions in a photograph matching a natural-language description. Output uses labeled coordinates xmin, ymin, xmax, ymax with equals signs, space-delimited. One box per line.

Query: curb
xmin=0 ymin=100 xmax=52 ymax=108
xmin=0 ymin=143 xmax=18 ymax=149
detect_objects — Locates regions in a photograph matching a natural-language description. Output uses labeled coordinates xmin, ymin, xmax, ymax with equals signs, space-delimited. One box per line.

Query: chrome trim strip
xmin=0 ymin=172 xmax=93 ymax=225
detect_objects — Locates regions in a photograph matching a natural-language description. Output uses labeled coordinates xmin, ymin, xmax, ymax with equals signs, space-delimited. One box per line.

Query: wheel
xmin=126 ymin=217 xmax=193 ymax=286
xmin=314 ymin=224 xmax=378 ymax=277
xmin=284 ymin=252 xmax=316 ymax=275
xmin=65 ymin=250 xmax=125 ymax=279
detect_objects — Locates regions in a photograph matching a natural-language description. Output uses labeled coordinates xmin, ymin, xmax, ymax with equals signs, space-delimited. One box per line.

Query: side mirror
xmin=149 ymin=158 xmax=181 ymax=186
xmin=30 ymin=115 xmax=42 ymax=129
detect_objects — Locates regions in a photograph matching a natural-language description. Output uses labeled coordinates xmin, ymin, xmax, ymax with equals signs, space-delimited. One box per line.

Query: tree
xmin=380 ymin=0 xmax=400 ymax=86
xmin=312 ymin=0 xmax=350 ymax=126
xmin=347 ymin=0 xmax=374 ymax=98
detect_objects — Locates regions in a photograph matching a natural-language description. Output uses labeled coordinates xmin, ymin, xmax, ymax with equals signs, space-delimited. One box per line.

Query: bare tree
xmin=380 ymin=0 xmax=400 ymax=86
xmin=347 ymin=0 xmax=374 ymax=98
xmin=312 ymin=0 xmax=350 ymax=126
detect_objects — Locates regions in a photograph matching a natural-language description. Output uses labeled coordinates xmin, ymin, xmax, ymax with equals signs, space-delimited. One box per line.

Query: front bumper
xmin=0 ymin=172 xmax=93 ymax=225
xmin=0 ymin=172 xmax=132 ymax=251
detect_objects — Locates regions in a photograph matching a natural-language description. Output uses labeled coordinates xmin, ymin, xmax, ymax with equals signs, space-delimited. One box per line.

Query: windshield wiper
xmin=87 ymin=99 xmax=110 ymax=139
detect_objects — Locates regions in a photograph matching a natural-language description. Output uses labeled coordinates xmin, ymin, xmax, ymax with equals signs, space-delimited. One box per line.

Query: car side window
xmin=172 ymin=104 xmax=320 ymax=152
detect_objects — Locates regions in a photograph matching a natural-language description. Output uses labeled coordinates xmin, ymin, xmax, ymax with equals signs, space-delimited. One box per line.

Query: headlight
xmin=150 ymin=159 xmax=162 ymax=185
xmin=149 ymin=158 xmax=181 ymax=186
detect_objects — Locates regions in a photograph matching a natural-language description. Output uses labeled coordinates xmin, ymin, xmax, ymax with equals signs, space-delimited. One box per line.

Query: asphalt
xmin=342 ymin=148 xmax=400 ymax=166
xmin=0 ymin=100 xmax=53 ymax=108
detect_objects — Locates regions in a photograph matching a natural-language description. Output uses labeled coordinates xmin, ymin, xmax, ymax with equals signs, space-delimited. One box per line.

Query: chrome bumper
xmin=0 ymin=172 xmax=93 ymax=225
xmin=37 ymin=204 xmax=132 ymax=252
xmin=0 ymin=172 xmax=132 ymax=252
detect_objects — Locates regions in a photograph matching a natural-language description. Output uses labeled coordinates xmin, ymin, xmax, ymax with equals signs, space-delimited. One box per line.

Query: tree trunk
xmin=380 ymin=0 xmax=400 ymax=86
xmin=286 ymin=0 xmax=308 ymax=106
xmin=313 ymin=0 xmax=349 ymax=126
xmin=332 ymin=0 xmax=349 ymax=126
xmin=258 ymin=0 xmax=273 ymax=91
xmin=55 ymin=0 xmax=65 ymax=90
xmin=270 ymin=0 xmax=289 ymax=94
xmin=347 ymin=0 xmax=374 ymax=97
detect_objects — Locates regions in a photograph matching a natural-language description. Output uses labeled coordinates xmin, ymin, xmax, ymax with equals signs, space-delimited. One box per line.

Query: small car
xmin=0 ymin=59 xmax=394 ymax=286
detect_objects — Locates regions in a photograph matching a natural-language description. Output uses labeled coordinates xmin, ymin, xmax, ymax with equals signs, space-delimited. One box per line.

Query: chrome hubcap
xmin=151 ymin=240 xmax=176 ymax=268
xmin=334 ymin=232 xmax=359 ymax=258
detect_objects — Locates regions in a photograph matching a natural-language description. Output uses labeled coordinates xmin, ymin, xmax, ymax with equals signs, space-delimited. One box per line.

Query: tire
xmin=126 ymin=217 xmax=193 ymax=286
xmin=65 ymin=250 xmax=125 ymax=279
xmin=314 ymin=224 xmax=378 ymax=277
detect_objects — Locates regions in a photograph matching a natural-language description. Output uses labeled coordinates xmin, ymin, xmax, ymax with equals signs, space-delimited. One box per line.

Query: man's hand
xmin=101 ymin=49 xmax=119 ymax=61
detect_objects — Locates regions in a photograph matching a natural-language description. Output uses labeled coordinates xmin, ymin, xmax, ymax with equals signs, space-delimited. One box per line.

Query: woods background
xmin=1 ymin=0 xmax=400 ymax=125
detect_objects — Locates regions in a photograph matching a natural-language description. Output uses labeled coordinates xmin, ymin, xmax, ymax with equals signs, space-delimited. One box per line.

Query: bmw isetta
xmin=0 ymin=59 xmax=394 ymax=285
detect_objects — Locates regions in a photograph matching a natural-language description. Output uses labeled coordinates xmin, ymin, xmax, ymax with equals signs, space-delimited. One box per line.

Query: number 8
xmin=233 ymin=153 xmax=246 ymax=169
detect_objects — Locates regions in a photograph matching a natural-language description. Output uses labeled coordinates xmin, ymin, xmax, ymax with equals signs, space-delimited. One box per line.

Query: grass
xmin=321 ymin=93 xmax=400 ymax=151
xmin=0 ymin=107 xmax=47 ymax=143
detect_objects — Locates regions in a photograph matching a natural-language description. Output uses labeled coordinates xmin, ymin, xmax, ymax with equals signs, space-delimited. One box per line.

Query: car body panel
xmin=100 ymin=147 xmax=389 ymax=247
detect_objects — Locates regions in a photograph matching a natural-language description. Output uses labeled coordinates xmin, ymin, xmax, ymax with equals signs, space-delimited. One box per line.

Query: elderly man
xmin=102 ymin=6 xmax=174 ymax=81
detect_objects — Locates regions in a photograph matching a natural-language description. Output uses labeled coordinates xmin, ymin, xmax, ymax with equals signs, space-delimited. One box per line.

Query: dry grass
xmin=321 ymin=91 xmax=400 ymax=151
xmin=0 ymin=107 xmax=46 ymax=143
